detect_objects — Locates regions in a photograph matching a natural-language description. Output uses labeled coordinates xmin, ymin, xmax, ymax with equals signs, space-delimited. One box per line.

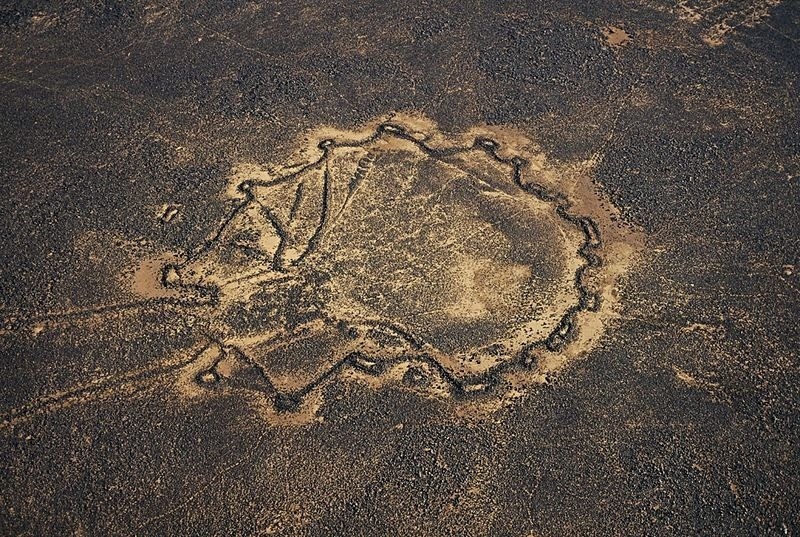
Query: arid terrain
xmin=1 ymin=1 xmax=798 ymax=535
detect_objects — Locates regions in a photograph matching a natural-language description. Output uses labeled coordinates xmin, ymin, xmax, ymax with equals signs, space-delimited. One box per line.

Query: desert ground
xmin=1 ymin=0 xmax=798 ymax=535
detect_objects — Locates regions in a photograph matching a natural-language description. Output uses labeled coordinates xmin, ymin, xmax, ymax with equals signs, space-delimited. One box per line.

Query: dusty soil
xmin=0 ymin=1 xmax=798 ymax=535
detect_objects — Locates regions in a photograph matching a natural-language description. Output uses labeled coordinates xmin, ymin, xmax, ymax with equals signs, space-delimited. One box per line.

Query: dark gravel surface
xmin=1 ymin=1 xmax=798 ymax=535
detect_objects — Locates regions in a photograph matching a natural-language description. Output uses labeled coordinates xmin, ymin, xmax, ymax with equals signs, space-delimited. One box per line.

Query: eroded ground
xmin=0 ymin=1 xmax=798 ymax=535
